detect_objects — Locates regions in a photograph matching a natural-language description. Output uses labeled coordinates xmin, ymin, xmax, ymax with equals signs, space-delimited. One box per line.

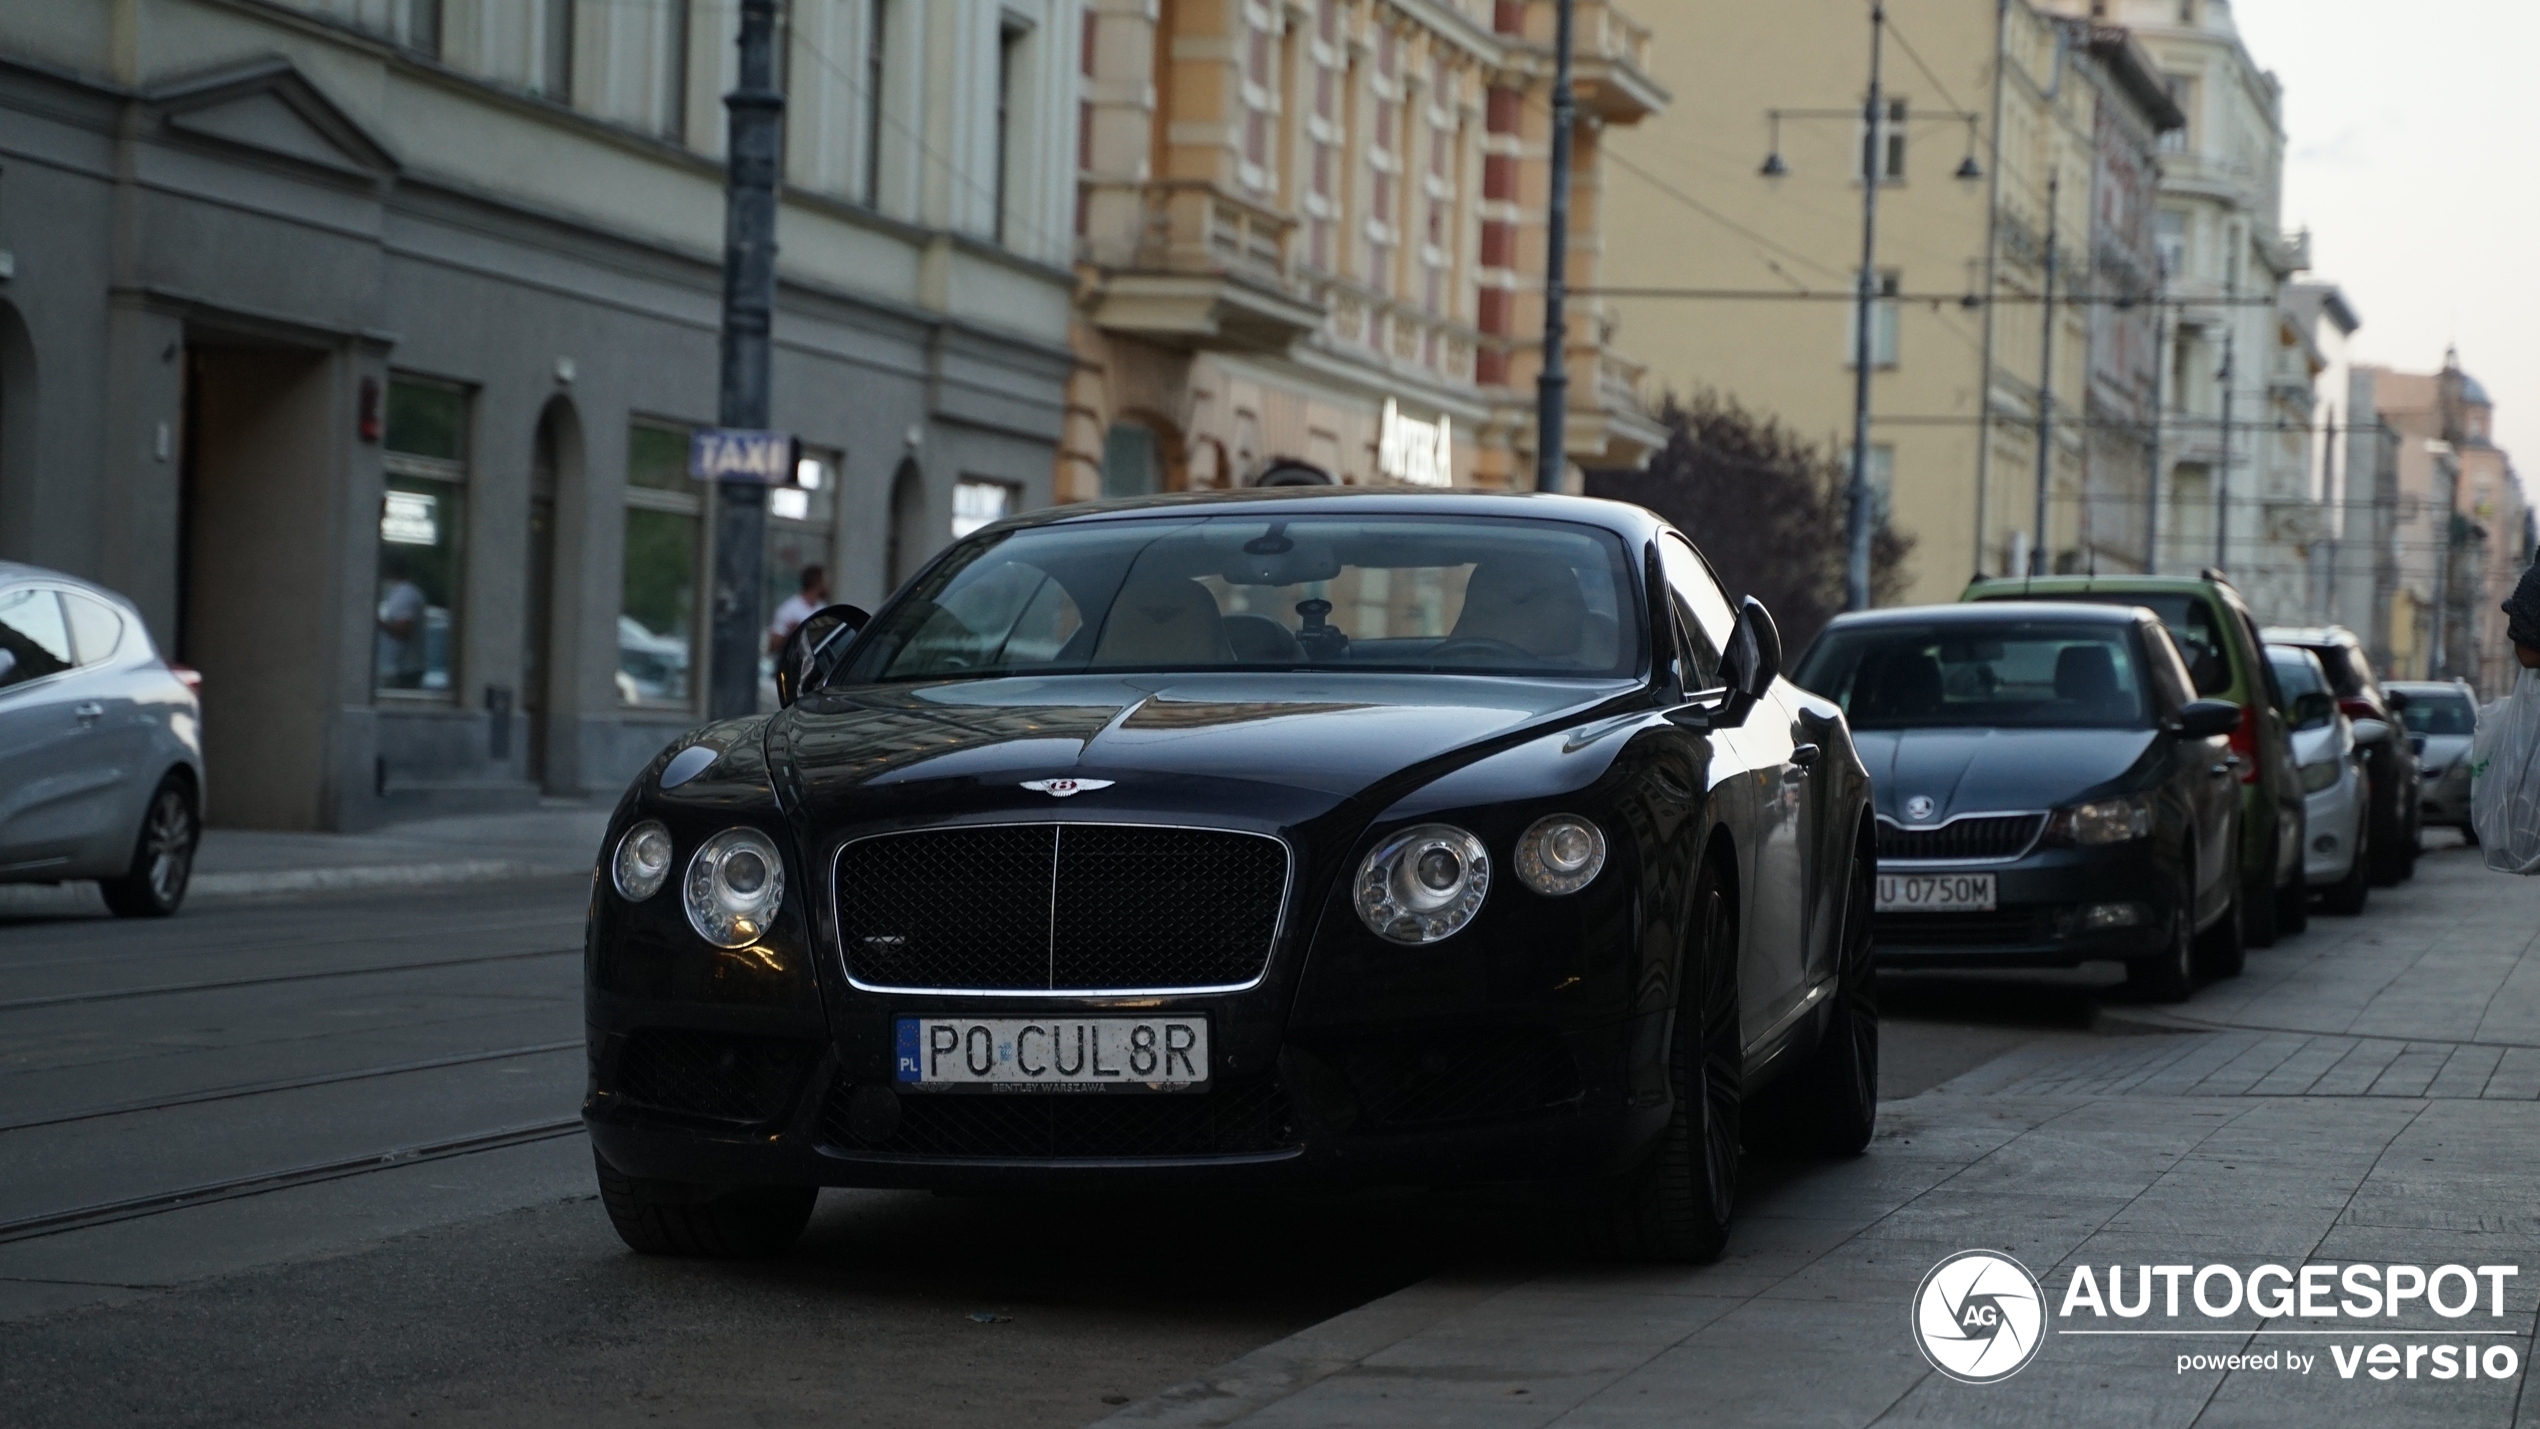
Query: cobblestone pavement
xmin=1106 ymin=838 xmax=2540 ymax=1429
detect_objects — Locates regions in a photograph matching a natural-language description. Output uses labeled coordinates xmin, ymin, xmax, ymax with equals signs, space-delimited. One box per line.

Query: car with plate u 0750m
xmin=583 ymin=489 xmax=1876 ymax=1264
xmin=1791 ymin=602 xmax=2246 ymax=1001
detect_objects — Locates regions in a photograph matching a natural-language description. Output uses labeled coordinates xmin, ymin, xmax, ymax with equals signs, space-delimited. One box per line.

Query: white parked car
xmin=0 ymin=564 xmax=206 ymax=916
xmin=2268 ymin=644 xmax=2372 ymax=915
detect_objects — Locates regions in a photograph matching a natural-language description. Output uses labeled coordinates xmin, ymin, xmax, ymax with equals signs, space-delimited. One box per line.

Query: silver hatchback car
xmin=0 ymin=564 xmax=205 ymax=915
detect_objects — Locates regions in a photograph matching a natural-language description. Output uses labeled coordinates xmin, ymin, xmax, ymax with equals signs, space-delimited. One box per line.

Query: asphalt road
xmin=0 ymin=866 xmax=2270 ymax=1426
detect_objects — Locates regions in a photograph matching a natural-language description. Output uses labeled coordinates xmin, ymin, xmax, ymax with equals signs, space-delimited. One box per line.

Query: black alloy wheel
xmin=2193 ymin=852 xmax=2246 ymax=981
xmin=1591 ymin=858 xmax=1741 ymax=1264
xmin=1750 ymin=827 xmax=1878 ymax=1157
xmin=2323 ymin=815 xmax=2371 ymax=916
xmin=594 ymin=1150 xmax=817 ymax=1258
xmin=101 ymin=778 xmax=197 ymax=919
xmin=2128 ymin=856 xmax=2198 ymax=1003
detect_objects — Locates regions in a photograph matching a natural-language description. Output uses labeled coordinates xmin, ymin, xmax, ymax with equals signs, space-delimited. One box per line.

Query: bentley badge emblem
xmin=1021 ymin=778 xmax=1114 ymax=798
xmin=1904 ymin=795 xmax=1936 ymax=823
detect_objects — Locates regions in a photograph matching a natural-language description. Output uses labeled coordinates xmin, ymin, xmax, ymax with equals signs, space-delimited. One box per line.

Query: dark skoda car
xmin=585 ymin=490 xmax=1875 ymax=1264
xmin=1791 ymin=603 xmax=2244 ymax=1000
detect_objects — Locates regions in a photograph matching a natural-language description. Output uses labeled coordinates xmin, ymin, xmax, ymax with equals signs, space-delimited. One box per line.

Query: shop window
xmin=758 ymin=448 xmax=841 ymax=710
xmin=953 ymin=479 xmax=1016 ymax=538
xmin=377 ymin=378 xmax=469 ymax=698
xmin=621 ymin=420 xmax=699 ymax=707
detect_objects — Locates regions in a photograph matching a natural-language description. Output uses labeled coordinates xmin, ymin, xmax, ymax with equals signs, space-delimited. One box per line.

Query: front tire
xmin=594 ymin=1150 xmax=816 ymax=1258
xmin=1751 ymin=830 xmax=1877 ymax=1157
xmin=2194 ymin=854 xmax=2246 ymax=980
xmin=2323 ymin=816 xmax=2371 ymax=916
xmin=1589 ymin=858 xmax=1741 ymax=1264
xmin=2129 ymin=859 xmax=2198 ymax=1002
xmin=100 ymin=777 xmax=197 ymax=919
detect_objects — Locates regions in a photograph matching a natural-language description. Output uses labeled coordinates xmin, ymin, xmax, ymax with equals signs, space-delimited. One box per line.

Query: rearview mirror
xmin=2175 ymin=699 xmax=2241 ymax=740
xmin=775 ymin=603 xmax=871 ymax=708
xmin=2351 ymin=717 xmax=2392 ymax=746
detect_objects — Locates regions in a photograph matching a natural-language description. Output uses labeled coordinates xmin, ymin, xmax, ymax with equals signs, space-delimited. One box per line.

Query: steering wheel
xmin=1424 ymin=636 xmax=1535 ymax=664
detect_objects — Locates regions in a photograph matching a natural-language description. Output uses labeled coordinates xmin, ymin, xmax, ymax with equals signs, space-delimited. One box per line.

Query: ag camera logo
xmin=1913 ymin=1250 xmax=2047 ymax=1384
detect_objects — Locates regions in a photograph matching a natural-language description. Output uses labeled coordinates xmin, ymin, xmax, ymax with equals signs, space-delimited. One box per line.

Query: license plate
xmin=1876 ymin=872 xmax=1997 ymax=913
xmin=894 ymin=1016 xmax=1208 ymax=1091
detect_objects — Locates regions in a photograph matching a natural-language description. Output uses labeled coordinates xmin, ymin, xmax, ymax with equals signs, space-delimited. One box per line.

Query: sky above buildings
xmin=2233 ymin=0 xmax=2536 ymax=471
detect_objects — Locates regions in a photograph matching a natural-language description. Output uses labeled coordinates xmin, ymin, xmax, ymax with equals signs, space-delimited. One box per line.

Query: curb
xmin=1090 ymin=1271 xmax=1530 ymax=1428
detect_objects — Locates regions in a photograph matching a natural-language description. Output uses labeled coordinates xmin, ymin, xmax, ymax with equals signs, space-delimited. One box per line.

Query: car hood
xmin=2417 ymin=732 xmax=2473 ymax=770
xmin=2290 ymin=720 xmax=2352 ymax=768
xmin=766 ymin=674 xmax=1635 ymax=832
xmin=1852 ymin=725 xmax=2159 ymax=824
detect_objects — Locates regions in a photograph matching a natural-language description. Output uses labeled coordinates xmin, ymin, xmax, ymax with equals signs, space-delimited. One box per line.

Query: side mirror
xmin=2385 ymin=689 xmax=2411 ymax=712
xmin=2410 ymin=734 xmax=2428 ymax=757
xmin=775 ymin=603 xmax=871 ymax=708
xmin=2351 ymin=717 xmax=2392 ymax=746
xmin=2175 ymin=699 xmax=2241 ymax=740
xmin=1705 ymin=597 xmax=1781 ymax=724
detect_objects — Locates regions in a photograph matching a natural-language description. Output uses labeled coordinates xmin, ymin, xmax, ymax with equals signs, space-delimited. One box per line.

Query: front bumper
xmin=2303 ymin=768 xmax=2367 ymax=884
xmin=582 ymin=1015 xmax=1672 ymax=1192
xmin=2423 ymin=765 xmax=2472 ymax=826
xmin=1872 ymin=842 xmax=2177 ymax=970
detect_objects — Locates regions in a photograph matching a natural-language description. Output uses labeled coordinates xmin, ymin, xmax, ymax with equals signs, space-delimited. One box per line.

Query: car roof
xmin=2385 ymin=680 xmax=2474 ymax=694
xmin=2260 ymin=625 xmax=2360 ymax=649
xmin=1967 ymin=573 xmax=2228 ymax=597
xmin=1824 ymin=600 xmax=2148 ymax=629
xmin=982 ymin=487 xmax=1668 ymax=543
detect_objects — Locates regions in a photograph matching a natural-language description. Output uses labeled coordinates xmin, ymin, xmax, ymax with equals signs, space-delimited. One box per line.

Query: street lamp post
xmin=2027 ymin=168 xmax=2058 ymax=575
xmin=1535 ymin=0 xmax=1577 ymax=493
xmin=707 ymin=0 xmax=784 ymax=719
xmin=1841 ymin=4 xmax=1887 ymax=611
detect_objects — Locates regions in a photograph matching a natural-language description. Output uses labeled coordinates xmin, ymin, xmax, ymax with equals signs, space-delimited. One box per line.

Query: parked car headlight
xmin=1355 ymin=824 xmax=1490 ymax=944
xmin=2045 ymin=794 xmax=2153 ymax=846
xmin=612 ymin=820 xmax=674 ymax=902
xmin=2299 ymin=758 xmax=2344 ymax=794
xmin=683 ymin=827 xmax=786 ymax=947
xmin=1515 ymin=814 xmax=1607 ymax=897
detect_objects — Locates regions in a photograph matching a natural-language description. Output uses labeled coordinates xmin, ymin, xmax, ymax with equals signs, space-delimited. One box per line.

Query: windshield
xmin=831 ymin=514 xmax=1644 ymax=684
xmin=2267 ymin=647 xmax=2326 ymax=700
xmin=2401 ymin=692 xmax=2476 ymax=736
xmin=1795 ymin=621 xmax=2153 ymax=730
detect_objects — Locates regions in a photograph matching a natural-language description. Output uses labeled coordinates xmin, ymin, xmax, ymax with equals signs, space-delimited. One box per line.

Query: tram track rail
xmin=0 ymin=1039 xmax=584 ymax=1134
xmin=0 ymin=1117 xmax=587 ymax=1246
xmin=0 ymin=945 xmax=581 ymax=1014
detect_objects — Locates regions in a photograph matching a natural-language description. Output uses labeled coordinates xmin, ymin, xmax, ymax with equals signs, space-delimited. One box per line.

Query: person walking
xmin=766 ymin=565 xmax=829 ymax=655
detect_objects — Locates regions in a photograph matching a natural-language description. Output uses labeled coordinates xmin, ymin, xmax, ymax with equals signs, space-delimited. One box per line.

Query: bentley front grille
xmin=1876 ymin=814 xmax=2046 ymax=863
xmin=836 ymin=824 xmax=1289 ymax=992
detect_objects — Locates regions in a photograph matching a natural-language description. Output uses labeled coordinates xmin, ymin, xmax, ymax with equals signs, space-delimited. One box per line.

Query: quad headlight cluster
xmin=610 ymin=821 xmax=787 ymax=948
xmin=1353 ymin=814 xmax=1606 ymax=944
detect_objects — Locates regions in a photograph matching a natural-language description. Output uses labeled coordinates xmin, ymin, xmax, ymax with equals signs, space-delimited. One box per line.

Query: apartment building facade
xmin=2363 ymin=357 xmax=2530 ymax=694
xmin=1060 ymin=0 xmax=1669 ymax=498
xmin=1603 ymin=0 xmax=2180 ymax=603
xmin=0 ymin=0 xmax=1082 ymax=829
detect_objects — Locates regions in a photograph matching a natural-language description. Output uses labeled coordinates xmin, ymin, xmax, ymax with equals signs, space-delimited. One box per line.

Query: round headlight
xmin=612 ymin=820 xmax=674 ymax=902
xmin=1515 ymin=814 xmax=1607 ymax=897
xmin=1354 ymin=824 xmax=1490 ymax=944
xmin=683 ymin=826 xmax=786 ymax=948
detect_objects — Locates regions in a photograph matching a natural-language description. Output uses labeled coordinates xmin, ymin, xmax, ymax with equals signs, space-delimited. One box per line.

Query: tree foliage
xmin=1585 ymin=391 xmax=1914 ymax=655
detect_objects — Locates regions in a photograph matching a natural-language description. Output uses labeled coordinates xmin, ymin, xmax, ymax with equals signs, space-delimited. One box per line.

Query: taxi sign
xmin=688 ymin=427 xmax=799 ymax=484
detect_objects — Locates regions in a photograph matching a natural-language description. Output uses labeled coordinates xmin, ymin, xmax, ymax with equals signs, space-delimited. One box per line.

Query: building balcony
xmin=1573 ymin=2 xmax=1669 ymax=123
xmin=1081 ymin=180 xmax=1325 ymax=352
xmin=1312 ymin=280 xmax=1484 ymax=388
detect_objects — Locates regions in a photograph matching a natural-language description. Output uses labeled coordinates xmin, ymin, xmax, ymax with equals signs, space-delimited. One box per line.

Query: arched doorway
xmin=525 ymin=397 xmax=582 ymax=789
xmin=886 ymin=458 xmax=927 ymax=591
xmin=0 ymin=302 xmax=36 ymax=561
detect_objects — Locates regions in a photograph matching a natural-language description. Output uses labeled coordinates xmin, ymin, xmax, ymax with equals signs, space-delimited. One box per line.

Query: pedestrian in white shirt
xmin=767 ymin=565 xmax=830 ymax=654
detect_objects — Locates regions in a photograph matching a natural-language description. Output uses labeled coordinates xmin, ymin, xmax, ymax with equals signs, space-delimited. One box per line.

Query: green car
xmin=1963 ymin=573 xmax=2308 ymax=948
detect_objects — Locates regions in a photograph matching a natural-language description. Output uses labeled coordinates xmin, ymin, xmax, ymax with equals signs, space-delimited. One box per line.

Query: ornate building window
xmin=1302 ymin=0 xmax=1342 ymax=271
xmin=1363 ymin=26 xmax=1401 ymax=297
xmin=1239 ymin=0 xmax=1281 ymax=193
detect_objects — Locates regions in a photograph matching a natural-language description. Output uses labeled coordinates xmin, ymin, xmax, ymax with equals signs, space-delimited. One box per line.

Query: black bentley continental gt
xmin=584 ymin=489 xmax=1875 ymax=1264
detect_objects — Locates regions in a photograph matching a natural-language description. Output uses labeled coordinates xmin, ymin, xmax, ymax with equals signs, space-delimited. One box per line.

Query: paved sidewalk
xmin=0 ymin=805 xmax=609 ymax=915
xmin=1103 ymin=841 xmax=2540 ymax=1428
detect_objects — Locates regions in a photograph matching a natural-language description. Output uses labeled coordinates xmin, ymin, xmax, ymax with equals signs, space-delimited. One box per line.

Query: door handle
xmin=73 ymin=701 xmax=104 ymax=725
xmin=2208 ymin=763 xmax=2231 ymax=778
xmin=1790 ymin=743 xmax=1822 ymax=768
